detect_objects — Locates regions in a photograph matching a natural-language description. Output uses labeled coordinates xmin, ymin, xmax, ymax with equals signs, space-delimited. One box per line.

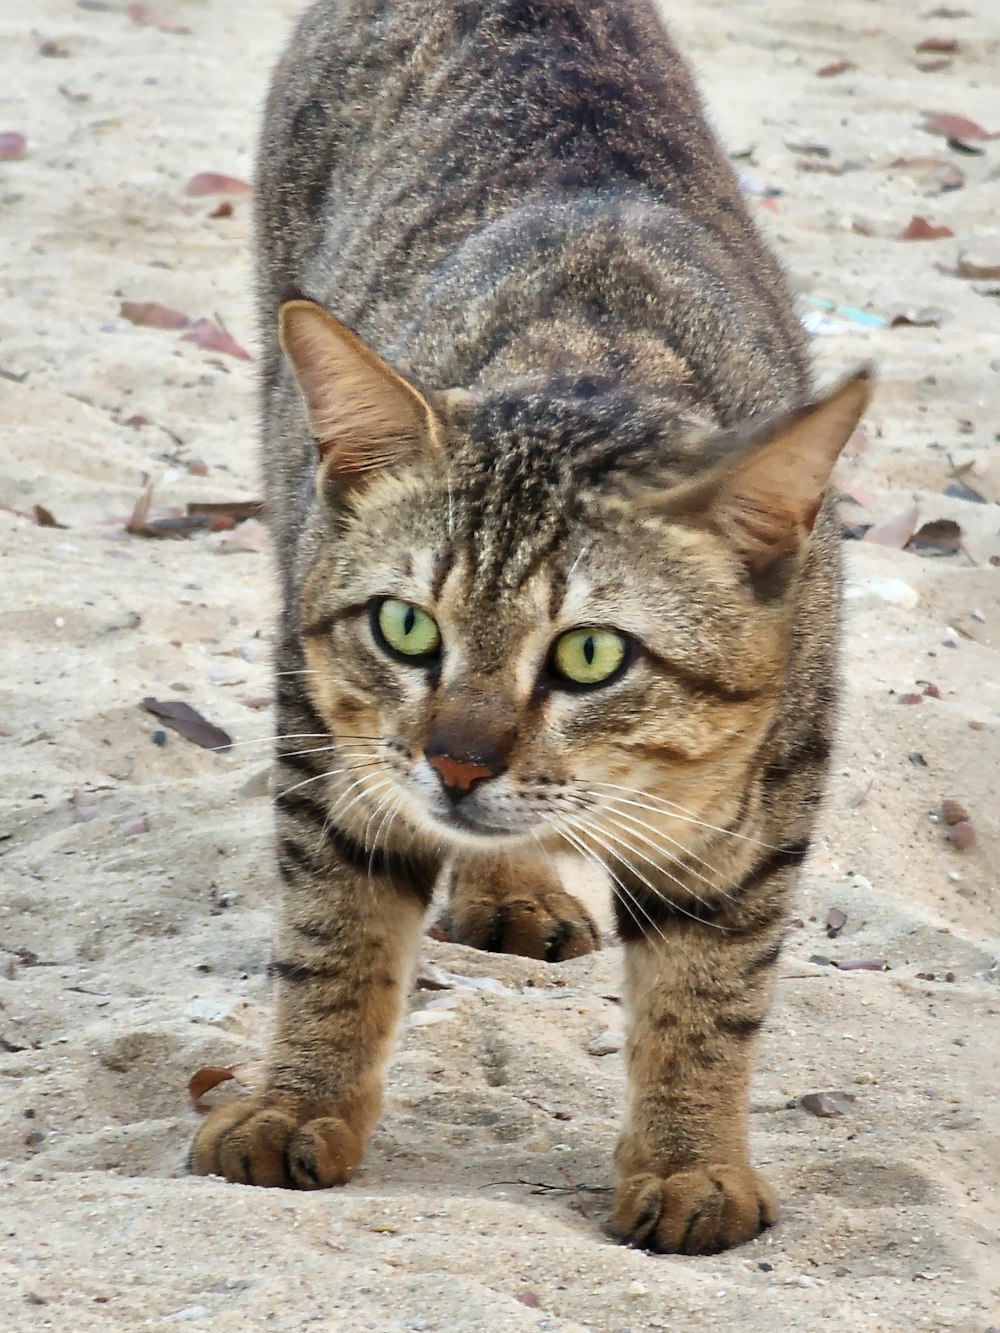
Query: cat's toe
xmin=190 ymin=1098 xmax=362 ymax=1189
xmin=611 ymin=1165 xmax=777 ymax=1255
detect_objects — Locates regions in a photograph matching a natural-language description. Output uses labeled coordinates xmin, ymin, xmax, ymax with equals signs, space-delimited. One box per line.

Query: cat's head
xmin=282 ymin=299 xmax=870 ymax=863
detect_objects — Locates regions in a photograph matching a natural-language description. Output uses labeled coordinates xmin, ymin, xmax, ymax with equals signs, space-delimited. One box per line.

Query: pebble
xmin=162 ymin=1309 xmax=208 ymax=1324
xmin=586 ymin=1029 xmax=624 ymax=1056
xmin=843 ymin=577 xmax=919 ymax=609
xmin=408 ymin=1008 xmax=455 ymax=1027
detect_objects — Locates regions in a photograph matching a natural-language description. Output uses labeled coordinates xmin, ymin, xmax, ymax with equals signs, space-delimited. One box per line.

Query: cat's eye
xmin=550 ymin=627 xmax=629 ymax=688
xmin=372 ymin=598 xmax=441 ymax=662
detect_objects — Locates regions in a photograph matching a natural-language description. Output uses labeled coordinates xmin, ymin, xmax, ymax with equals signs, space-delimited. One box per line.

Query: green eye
xmin=551 ymin=627 xmax=628 ymax=687
xmin=374 ymin=598 xmax=441 ymax=660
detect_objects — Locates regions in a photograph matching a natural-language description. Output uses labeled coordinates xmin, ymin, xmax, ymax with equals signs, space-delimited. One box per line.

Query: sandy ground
xmin=1 ymin=0 xmax=999 ymax=1329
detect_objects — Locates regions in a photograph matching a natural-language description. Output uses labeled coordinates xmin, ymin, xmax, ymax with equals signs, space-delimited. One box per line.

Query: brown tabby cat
xmin=190 ymin=0 xmax=871 ymax=1254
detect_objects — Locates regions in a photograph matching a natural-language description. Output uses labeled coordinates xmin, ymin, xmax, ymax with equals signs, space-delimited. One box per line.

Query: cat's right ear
xmin=279 ymin=299 xmax=441 ymax=499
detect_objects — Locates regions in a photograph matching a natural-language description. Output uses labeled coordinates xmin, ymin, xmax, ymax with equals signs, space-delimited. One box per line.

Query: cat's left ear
xmin=279 ymin=299 xmax=441 ymax=498
xmin=673 ymin=368 xmax=873 ymax=577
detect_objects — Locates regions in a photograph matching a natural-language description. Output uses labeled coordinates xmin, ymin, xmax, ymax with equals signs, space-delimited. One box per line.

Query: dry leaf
xmin=139 ymin=698 xmax=233 ymax=752
xmin=71 ymin=790 xmax=101 ymax=822
xmin=899 ymin=215 xmax=954 ymax=240
xmin=33 ymin=504 xmax=68 ymax=529
xmin=954 ymin=254 xmax=1000 ymax=280
xmin=862 ymin=503 xmax=920 ymax=548
xmin=916 ymin=37 xmax=959 ymax=52
xmin=188 ymin=1066 xmax=236 ymax=1113
xmin=817 ymin=60 xmax=855 ymax=77
xmin=184 ymin=172 xmax=253 ymax=197
xmin=889 ymin=307 xmax=944 ymax=327
xmin=181 ymin=318 xmax=252 ymax=361
xmin=907 ymin=518 xmax=962 ymax=556
xmin=126 ymin=4 xmax=191 ymax=34
xmin=922 ymin=112 xmax=998 ymax=141
xmin=945 ymin=821 xmax=975 ymax=851
xmin=187 ymin=500 xmax=264 ymax=522
xmin=0 ymin=132 xmax=27 ymax=161
xmin=208 ymin=201 xmax=234 ymax=219
xmin=884 ymin=156 xmax=964 ymax=191
xmin=214 ymin=517 xmax=268 ymax=554
xmin=120 ymin=300 xmax=191 ymax=330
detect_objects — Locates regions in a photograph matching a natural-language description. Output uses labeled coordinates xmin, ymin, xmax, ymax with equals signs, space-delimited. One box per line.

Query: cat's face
xmin=299 ymin=467 xmax=785 ymax=866
xmin=281 ymin=298 xmax=868 ymax=871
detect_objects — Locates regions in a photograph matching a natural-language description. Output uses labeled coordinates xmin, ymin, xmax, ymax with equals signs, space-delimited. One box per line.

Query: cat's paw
xmin=611 ymin=1165 xmax=777 ymax=1255
xmin=189 ymin=1096 xmax=364 ymax=1189
xmin=449 ymin=888 xmax=600 ymax=961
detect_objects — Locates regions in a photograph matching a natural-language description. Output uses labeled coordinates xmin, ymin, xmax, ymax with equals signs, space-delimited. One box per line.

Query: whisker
xmin=555 ymin=808 xmax=728 ymax=932
xmin=545 ymin=812 xmax=671 ymax=949
xmin=586 ymin=781 xmax=777 ymax=851
xmin=276 ymin=757 xmax=388 ymax=800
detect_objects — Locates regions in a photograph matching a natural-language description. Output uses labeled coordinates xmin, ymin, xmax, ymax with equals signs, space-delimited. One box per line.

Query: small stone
xmin=940 ymin=799 xmax=968 ymax=825
xmin=151 ymin=730 xmax=167 ymax=747
xmin=408 ymin=1008 xmax=455 ymax=1027
xmin=843 ymin=576 xmax=919 ymax=609
xmin=586 ymin=1029 xmax=623 ymax=1056
xmin=799 ymin=1090 xmax=856 ymax=1118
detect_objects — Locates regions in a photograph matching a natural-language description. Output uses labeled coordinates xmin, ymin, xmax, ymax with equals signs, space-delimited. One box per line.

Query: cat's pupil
xmin=583 ymin=636 xmax=595 ymax=665
xmin=403 ymin=606 xmax=416 ymax=636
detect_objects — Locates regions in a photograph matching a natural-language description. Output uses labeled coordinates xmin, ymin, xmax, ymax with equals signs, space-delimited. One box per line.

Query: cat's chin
xmin=430 ymin=808 xmax=538 ymax=848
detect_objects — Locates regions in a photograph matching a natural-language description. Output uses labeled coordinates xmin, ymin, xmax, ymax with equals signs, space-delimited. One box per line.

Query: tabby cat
xmin=190 ymin=0 xmax=871 ymax=1254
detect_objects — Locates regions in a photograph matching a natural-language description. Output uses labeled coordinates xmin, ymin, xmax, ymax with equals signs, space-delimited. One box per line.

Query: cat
xmin=190 ymin=0 xmax=871 ymax=1255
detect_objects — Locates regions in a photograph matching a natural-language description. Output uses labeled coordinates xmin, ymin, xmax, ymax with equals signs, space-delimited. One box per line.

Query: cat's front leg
xmin=610 ymin=887 xmax=790 ymax=1254
xmin=443 ymin=854 xmax=600 ymax=961
xmin=190 ymin=760 xmax=436 ymax=1189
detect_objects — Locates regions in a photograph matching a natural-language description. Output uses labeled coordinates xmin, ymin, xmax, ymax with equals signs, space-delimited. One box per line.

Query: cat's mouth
xmin=430 ymin=805 xmax=536 ymax=844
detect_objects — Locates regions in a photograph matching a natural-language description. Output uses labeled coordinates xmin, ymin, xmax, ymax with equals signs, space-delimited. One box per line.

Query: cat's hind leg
xmin=441 ymin=855 xmax=600 ymax=962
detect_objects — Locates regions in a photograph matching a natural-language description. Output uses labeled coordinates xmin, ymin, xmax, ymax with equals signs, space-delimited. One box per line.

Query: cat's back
xmin=257 ymin=0 xmax=802 ymax=372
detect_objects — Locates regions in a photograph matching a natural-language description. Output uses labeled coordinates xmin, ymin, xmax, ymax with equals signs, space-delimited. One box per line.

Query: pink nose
xmin=427 ymin=753 xmax=494 ymax=793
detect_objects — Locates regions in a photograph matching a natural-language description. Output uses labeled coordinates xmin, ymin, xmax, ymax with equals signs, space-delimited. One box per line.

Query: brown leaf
xmin=214 ymin=517 xmax=268 ymax=554
xmin=922 ymin=112 xmax=999 ymax=141
xmin=907 ymin=518 xmax=962 ymax=556
xmin=885 ymin=156 xmax=964 ymax=191
xmin=0 ymin=132 xmax=27 ymax=161
xmin=187 ymin=500 xmax=264 ymax=522
xmin=181 ymin=318 xmax=252 ymax=361
xmin=800 ymin=1091 xmax=857 ymax=1118
xmin=184 ymin=172 xmax=253 ymax=197
xmin=126 ymin=4 xmax=191 ymax=34
xmin=916 ymin=37 xmax=959 ymax=52
xmin=817 ymin=60 xmax=856 ymax=77
xmin=941 ymin=798 xmax=969 ymax=825
xmin=954 ymin=254 xmax=1000 ymax=280
xmin=120 ymin=300 xmax=191 ymax=330
xmin=125 ymin=483 xmax=155 ymax=535
xmin=33 ymin=504 xmax=68 ymax=529
xmin=945 ymin=821 xmax=976 ymax=851
xmin=797 ymin=159 xmax=844 ymax=175
xmin=140 ymin=698 xmax=232 ymax=752
xmin=188 ymin=1065 xmax=237 ymax=1113
xmin=208 ymin=201 xmax=234 ymax=219
xmin=862 ymin=503 xmax=920 ymax=549
xmin=899 ymin=215 xmax=954 ymax=241
xmin=889 ymin=307 xmax=944 ymax=327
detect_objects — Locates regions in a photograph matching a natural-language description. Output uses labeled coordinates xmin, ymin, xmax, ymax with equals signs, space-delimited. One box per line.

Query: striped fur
xmin=189 ymin=0 xmax=872 ymax=1255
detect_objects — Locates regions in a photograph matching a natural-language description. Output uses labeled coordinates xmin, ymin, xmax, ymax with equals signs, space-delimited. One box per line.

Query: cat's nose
xmin=425 ymin=737 xmax=507 ymax=805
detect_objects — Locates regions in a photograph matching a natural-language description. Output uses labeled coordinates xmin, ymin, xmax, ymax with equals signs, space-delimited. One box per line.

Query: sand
xmin=1 ymin=0 xmax=998 ymax=1328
